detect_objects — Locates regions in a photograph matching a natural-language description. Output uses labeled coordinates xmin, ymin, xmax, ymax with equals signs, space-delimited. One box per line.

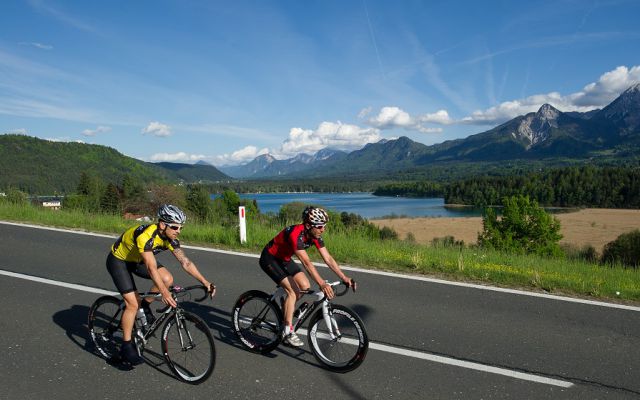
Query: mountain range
xmin=220 ymin=83 xmax=640 ymax=179
xmin=2 ymin=84 xmax=638 ymax=193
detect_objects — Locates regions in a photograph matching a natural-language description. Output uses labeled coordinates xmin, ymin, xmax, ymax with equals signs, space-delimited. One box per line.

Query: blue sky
xmin=1 ymin=0 xmax=639 ymax=166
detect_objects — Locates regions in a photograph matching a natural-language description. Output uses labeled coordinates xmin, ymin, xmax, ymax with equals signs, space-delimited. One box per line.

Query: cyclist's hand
xmin=161 ymin=290 xmax=177 ymax=308
xmin=207 ymin=282 xmax=217 ymax=299
xmin=321 ymin=282 xmax=335 ymax=299
xmin=345 ymin=278 xmax=357 ymax=292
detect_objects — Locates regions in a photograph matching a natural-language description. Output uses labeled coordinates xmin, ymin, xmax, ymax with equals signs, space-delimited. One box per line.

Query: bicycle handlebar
xmin=323 ymin=280 xmax=356 ymax=297
xmin=144 ymin=285 xmax=210 ymax=303
xmin=170 ymin=285 xmax=209 ymax=302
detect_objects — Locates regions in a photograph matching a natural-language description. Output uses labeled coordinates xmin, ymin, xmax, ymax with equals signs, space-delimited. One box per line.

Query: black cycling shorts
xmin=106 ymin=252 xmax=166 ymax=294
xmin=259 ymin=247 xmax=302 ymax=285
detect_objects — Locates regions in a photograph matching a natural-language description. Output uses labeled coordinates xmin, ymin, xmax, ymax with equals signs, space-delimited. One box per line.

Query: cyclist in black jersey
xmin=106 ymin=204 xmax=216 ymax=365
xmin=259 ymin=206 xmax=355 ymax=347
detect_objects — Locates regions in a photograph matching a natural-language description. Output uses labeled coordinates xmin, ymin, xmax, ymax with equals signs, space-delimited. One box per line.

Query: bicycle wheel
xmin=162 ymin=311 xmax=216 ymax=385
xmin=307 ymin=304 xmax=369 ymax=372
xmin=88 ymin=295 xmax=124 ymax=359
xmin=231 ymin=290 xmax=283 ymax=354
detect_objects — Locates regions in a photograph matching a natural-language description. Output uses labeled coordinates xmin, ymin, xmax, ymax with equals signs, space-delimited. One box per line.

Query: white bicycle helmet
xmin=157 ymin=204 xmax=187 ymax=224
xmin=302 ymin=206 xmax=329 ymax=226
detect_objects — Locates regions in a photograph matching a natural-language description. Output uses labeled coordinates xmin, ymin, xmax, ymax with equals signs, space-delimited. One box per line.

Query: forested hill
xmin=0 ymin=134 xmax=230 ymax=194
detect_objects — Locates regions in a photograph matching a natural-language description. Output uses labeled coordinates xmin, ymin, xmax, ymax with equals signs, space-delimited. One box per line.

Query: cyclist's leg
xmin=106 ymin=254 xmax=141 ymax=342
xmin=121 ymin=291 xmax=140 ymax=341
xmin=132 ymin=262 xmax=172 ymax=305
xmin=259 ymin=250 xmax=298 ymax=330
xmin=106 ymin=254 xmax=144 ymax=365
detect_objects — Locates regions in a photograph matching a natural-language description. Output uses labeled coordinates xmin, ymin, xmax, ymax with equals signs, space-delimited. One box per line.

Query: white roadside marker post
xmin=239 ymin=206 xmax=247 ymax=244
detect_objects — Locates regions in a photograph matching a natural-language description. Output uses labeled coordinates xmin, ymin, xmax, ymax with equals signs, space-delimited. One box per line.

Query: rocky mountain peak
xmin=536 ymin=103 xmax=561 ymax=121
xmin=512 ymin=104 xmax=561 ymax=148
xmin=599 ymin=82 xmax=640 ymax=125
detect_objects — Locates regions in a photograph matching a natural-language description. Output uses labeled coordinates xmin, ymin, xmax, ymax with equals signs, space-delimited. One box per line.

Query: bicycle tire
xmin=88 ymin=295 xmax=124 ymax=360
xmin=231 ymin=290 xmax=283 ymax=354
xmin=162 ymin=311 xmax=216 ymax=385
xmin=307 ymin=304 xmax=369 ymax=372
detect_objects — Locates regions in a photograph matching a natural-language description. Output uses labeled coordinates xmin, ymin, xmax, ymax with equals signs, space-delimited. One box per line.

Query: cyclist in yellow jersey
xmin=106 ymin=204 xmax=216 ymax=365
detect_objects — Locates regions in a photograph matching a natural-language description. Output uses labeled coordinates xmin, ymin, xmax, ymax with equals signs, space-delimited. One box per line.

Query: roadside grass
xmin=1 ymin=202 xmax=638 ymax=303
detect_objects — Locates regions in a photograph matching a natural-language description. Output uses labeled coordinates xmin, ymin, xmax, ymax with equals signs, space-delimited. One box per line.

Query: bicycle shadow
xmin=51 ymin=304 xmax=136 ymax=372
xmin=180 ymin=302 xmax=264 ymax=353
xmin=51 ymin=304 xmax=93 ymax=354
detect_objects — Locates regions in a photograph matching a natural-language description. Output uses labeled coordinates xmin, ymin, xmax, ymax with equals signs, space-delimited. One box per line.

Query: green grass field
xmin=1 ymin=202 xmax=638 ymax=303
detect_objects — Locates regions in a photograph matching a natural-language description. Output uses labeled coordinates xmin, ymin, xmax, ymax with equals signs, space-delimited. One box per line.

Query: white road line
xmin=0 ymin=269 xmax=118 ymax=296
xmin=1 ymin=268 xmax=573 ymax=388
xmin=2 ymin=220 xmax=638 ymax=312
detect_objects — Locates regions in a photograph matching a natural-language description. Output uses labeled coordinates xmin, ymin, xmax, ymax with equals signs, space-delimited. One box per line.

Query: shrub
xmin=4 ymin=188 xmax=29 ymax=205
xmin=478 ymin=195 xmax=563 ymax=256
xmin=601 ymin=230 xmax=640 ymax=268
xmin=432 ymin=235 xmax=464 ymax=248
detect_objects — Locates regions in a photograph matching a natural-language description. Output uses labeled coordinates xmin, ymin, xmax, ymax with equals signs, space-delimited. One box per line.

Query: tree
xmin=478 ymin=195 xmax=563 ymax=256
xmin=186 ymin=185 xmax=212 ymax=222
xmin=100 ymin=183 xmax=121 ymax=214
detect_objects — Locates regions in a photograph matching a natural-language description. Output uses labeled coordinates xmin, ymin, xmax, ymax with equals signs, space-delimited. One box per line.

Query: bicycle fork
xmin=321 ymin=301 xmax=342 ymax=340
xmin=174 ymin=310 xmax=196 ymax=351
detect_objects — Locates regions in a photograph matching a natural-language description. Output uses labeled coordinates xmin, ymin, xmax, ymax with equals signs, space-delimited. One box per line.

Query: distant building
xmin=37 ymin=196 xmax=63 ymax=210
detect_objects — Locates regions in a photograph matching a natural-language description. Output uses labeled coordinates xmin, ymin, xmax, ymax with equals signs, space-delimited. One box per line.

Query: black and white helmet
xmin=157 ymin=204 xmax=187 ymax=224
xmin=302 ymin=206 xmax=329 ymax=226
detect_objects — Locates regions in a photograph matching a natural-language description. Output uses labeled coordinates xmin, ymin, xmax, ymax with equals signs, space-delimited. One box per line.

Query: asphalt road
xmin=1 ymin=221 xmax=639 ymax=400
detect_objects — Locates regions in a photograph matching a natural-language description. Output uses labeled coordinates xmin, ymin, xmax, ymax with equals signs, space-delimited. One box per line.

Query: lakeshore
xmin=371 ymin=208 xmax=640 ymax=254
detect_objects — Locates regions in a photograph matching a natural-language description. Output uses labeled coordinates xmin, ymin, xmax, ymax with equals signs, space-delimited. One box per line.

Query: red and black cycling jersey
xmin=266 ymin=224 xmax=324 ymax=261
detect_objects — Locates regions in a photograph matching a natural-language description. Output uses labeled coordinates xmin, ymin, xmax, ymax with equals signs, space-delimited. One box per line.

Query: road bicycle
xmin=231 ymin=281 xmax=368 ymax=372
xmin=88 ymin=285 xmax=215 ymax=384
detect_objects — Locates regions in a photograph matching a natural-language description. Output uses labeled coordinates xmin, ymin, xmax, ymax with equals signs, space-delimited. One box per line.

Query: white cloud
xmin=279 ymin=121 xmax=381 ymax=157
xmin=142 ymin=121 xmax=172 ymax=137
xmin=212 ymin=145 xmax=270 ymax=166
xmin=358 ymin=106 xmax=372 ymax=119
xmin=463 ymin=65 xmax=640 ymax=125
xmin=19 ymin=42 xmax=53 ymax=50
xmin=366 ymin=106 xmax=445 ymax=133
xmin=81 ymin=125 xmax=111 ymax=136
xmin=149 ymin=152 xmax=207 ymax=162
xmin=5 ymin=128 xmax=28 ymax=134
xmin=418 ymin=109 xmax=453 ymax=125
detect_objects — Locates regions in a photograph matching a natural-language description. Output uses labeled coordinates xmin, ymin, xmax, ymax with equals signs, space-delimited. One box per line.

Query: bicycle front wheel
xmin=231 ymin=290 xmax=283 ymax=354
xmin=162 ymin=311 xmax=216 ymax=385
xmin=88 ymin=295 xmax=124 ymax=360
xmin=308 ymin=304 xmax=369 ymax=372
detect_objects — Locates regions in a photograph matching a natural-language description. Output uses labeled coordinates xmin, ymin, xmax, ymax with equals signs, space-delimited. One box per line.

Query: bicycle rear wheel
xmin=307 ymin=304 xmax=369 ymax=372
xmin=88 ymin=295 xmax=124 ymax=359
xmin=231 ymin=290 xmax=283 ymax=354
xmin=162 ymin=311 xmax=216 ymax=385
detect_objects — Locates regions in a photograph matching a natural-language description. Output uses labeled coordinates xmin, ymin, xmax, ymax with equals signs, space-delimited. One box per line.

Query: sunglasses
xmin=311 ymin=224 xmax=326 ymax=229
xmin=167 ymin=224 xmax=182 ymax=231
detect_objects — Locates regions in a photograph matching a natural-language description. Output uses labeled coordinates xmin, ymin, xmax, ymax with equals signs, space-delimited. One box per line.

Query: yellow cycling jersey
xmin=111 ymin=224 xmax=180 ymax=263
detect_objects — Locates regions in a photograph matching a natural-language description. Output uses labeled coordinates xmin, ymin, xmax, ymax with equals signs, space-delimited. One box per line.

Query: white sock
xmin=284 ymin=325 xmax=292 ymax=335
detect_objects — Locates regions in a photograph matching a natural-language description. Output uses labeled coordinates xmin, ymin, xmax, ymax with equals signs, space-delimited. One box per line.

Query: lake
xmin=232 ymin=192 xmax=483 ymax=219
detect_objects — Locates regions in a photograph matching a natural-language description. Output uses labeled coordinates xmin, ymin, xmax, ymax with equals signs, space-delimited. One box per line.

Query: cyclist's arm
xmin=295 ymin=248 xmax=336 ymax=298
xmin=172 ymin=248 xmax=215 ymax=294
xmin=294 ymin=248 xmax=326 ymax=287
xmin=141 ymin=251 xmax=177 ymax=307
xmin=318 ymin=247 xmax=352 ymax=285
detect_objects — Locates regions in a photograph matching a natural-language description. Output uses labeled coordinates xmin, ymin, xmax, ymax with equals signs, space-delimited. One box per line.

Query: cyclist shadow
xmin=51 ymin=304 xmax=135 ymax=372
xmin=179 ymin=302 xmax=257 ymax=352
xmin=52 ymin=304 xmax=93 ymax=353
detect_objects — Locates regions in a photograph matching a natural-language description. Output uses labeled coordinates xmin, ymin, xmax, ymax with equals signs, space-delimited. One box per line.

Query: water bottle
xmin=136 ymin=308 xmax=148 ymax=328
